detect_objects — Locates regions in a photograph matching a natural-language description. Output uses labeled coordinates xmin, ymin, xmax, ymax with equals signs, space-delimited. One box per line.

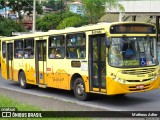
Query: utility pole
xmin=61 ymin=0 xmax=62 ymax=20
xmin=4 ymin=2 xmax=6 ymax=18
xmin=32 ymin=0 xmax=36 ymax=33
xmin=4 ymin=0 xmax=9 ymax=18
xmin=24 ymin=0 xmax=35 ymax=33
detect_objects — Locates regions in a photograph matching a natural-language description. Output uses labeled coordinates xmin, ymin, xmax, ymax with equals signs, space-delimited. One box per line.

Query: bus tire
xmin=73 ymin=78 xmax=89 ymax=101
xmin=19 ymin=72 xmax=28 ymax=89
xmin=114 ymin=94 xmax=126 ymax=97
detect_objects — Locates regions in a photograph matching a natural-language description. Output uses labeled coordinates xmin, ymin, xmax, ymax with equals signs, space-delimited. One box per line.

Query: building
xmin=38 ymin=0 xmax=48 ymax=4
xmin=23 ymin=14 xmax=33 ymax=30
xmin=42 ymin=6 xmax=53 ymax=13
xmin=100 ymin=0 xmax=160 ymax=24
xmin=0 ymin=7 xmax=14 ymax=18
xmin=68 ymin=2 xmax=84 ymax=16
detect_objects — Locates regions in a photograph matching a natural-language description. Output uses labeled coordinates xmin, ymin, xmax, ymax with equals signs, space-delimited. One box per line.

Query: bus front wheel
xmin=73 ymin=78 xmax=89 ymax=101
xmin=19 ymin=72 xmax=28 ymax=89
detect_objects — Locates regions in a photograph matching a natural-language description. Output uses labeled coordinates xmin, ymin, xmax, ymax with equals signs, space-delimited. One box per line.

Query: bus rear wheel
xmin=19 ymin=71 xmax=28 ymax=89
xmin=73 ymin=78 xmax=89 ymax=101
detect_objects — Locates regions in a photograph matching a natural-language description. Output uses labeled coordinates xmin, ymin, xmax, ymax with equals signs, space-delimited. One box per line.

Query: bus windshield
xmin=108 ymin=37 xmax=158 ymax=67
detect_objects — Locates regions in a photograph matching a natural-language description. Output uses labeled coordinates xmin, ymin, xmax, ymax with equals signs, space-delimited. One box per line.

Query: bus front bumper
xmin=106 ymin=77 xmax=160 ymax=95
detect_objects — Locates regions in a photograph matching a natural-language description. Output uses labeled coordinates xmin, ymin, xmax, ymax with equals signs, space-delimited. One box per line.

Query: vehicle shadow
xmin=8 ymin=81 xmax=157 ymax=109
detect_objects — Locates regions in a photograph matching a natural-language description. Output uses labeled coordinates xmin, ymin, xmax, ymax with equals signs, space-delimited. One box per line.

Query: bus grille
xmin=126 ymin=78 xmax=151 ymax=82
xmin=121 ymin=68 xmax=155 ymax=75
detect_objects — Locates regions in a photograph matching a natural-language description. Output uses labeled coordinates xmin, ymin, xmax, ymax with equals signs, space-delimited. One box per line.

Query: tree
xmin=81 ymin=0 xmax=124 ymax=24
xmin=61 ymin=11 xmax=80 ymax=20
xmin=36 ymin=11 xmax=88 ymax=31
xmin=42 ymin=0 xmax=65 ymax=11
xmin=36 ymin=13 xmax=61 ymax=31
xmin=0 ymin=17 xmax=25 ymax=36
xmin=0 ymin=0 xmax=43 ymax=19
xmin=0 ymin=0 xmax=5 ymax=9
xmin=57 ymin=16 xmax=88 ymax=29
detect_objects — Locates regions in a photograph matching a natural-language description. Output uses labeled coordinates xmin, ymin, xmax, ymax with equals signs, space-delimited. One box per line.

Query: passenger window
xmin=2 ymin=42 xmax=6 ymax=58
xmin=14 ymin=40 xmax=23 ymax=58
xmin=48 ymin=35 xmax=65 ymax=59
xmin=66 ymin=33 xmax=86 ymax=59
xmin=24 ymin=38 xmax=34 ymax=59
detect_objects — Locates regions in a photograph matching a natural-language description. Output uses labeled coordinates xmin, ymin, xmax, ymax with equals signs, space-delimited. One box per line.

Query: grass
xmin=0 ymin=96 xmax=41 ymax=111
xmin=0 ymin=96 xmax=91 ymax=120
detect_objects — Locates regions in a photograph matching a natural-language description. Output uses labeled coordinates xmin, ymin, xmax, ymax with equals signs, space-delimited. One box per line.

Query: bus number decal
xmin=148 ymin=73 xmax=156 ymax=78
xmin=71 ymin=61 xmax=81 ymax=68
xmin=47 ymin=68 xmax=51 ymax=71
xmin=39 ymin=37 xmax=43 ymax=40
xmin=92 ymin=30 xmax=102 ymax=34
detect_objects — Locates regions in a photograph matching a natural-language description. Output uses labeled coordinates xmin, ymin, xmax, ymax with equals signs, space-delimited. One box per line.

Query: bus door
xmin=6 ymin=43 xmax=13 ymax=80
xmin=35 ymin=40 xmax=47 ymax=85
xmin=89 ymin=34 xmax=106 ymax=92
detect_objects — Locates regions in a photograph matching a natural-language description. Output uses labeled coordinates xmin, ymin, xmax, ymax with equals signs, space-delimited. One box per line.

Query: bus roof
xmin=0 ymin=22 xmax=155 ymax=41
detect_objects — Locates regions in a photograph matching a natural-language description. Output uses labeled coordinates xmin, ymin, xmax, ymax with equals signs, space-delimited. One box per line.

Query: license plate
xmin=136 ymin=84 xmax=144 ymax=89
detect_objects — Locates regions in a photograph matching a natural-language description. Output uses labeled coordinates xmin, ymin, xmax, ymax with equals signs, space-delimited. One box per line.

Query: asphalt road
xmin=0 ymin=74 xmax=160 ymax=111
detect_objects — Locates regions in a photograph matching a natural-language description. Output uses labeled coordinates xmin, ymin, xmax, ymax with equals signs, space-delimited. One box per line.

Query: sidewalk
xmin=0 ymin=87 xmax=105 ymax=111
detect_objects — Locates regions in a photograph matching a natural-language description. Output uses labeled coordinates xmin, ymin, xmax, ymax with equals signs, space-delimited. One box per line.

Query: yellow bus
xmin=0 ymin=36 xmax=3 ymax=67
xmin=1 ymin=22 xmax=160 ymax=100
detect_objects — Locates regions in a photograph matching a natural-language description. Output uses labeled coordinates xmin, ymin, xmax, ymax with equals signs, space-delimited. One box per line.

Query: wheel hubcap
xmin=20 ymin=77 xmax=24 ymax=86
xmin=76 ymin=83 xmax=84 ymax=96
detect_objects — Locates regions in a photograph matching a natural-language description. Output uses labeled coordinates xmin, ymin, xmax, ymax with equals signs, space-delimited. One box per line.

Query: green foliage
xmin=46 ymin=0 xmax=57 ymax=10
xmin=0 ymin=0 xmax=43 ymax=19
xmin=0 ymin=96 xmax=90 ymax=120
xmin=57 ymin=16 xmax=88 ymax=29
xmin=0 ymin=96 xmax=41 ymax=111
xmin=36 ymin=2 xmax=43 ymax=15
xmin=81 ymin=0 xmax=124 ymax=24
xmin=42 ymin=0 xmax=65 ymax=11
xmin=36 ymin=13 xmax=61 ymax=31
xmin=36 ymin=11 xmax=88 ymax=31
xmin=61 ymin=11 xmax=80 ymax=20
xmin=81 ymin=0 xmax=105 ymax=24
xmin=105 ymin=0 xmax=125 ymax=11
xmin=0 ymin=17 xmax=25 ymax=36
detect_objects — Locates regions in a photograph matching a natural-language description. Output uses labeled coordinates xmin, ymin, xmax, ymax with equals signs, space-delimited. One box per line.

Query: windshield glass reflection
xmin=108 ymin=37 xmax=158 ymax=67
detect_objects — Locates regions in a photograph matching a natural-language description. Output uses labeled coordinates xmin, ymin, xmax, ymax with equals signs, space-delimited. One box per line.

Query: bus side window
xmin=77 ymin=48 xmax=85 ymax=58
xmin=2 ymin=42 xmax=6 ymax=58
xmin=66 ymin=33 xmax=86 ymax=59
xmin=48 ymin=35 xmax=65 ymax=59
xmin=24 ymin=38 xmax=34 ymax=59
xmin=68 ymin=48 xmax=78 ymax=58
xmin=77 ymin=34 xmax=86 ymax=46
xmin=14 ymin=40 xmax=23 ymax=59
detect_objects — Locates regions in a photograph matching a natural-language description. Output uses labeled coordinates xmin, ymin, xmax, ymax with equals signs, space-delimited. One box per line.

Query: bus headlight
xmin=151 ymin=78 xmax=155 ymax=81
xmin=151 ymin=75 xmax=158 ymax=81
xmin=111 ymin=73 xmax=126 ymax=84
xmin=115 ymin=77 xmax=126 ymax=84
xmin=111 ymin=73 xmax=116 ymax=79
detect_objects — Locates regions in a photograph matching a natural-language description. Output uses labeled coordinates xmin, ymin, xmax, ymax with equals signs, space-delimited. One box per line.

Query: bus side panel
xmin=12 ymin=59 xmax=36 ymax=84
xmin=1 ymin=59 xmax=7 ymax=80
xmin=68 ymin=59 xmax=90 ymax=92
xmin=9 ymin=61 xmax=13 ymax=80
xmin=13 ymin=59 xmax=22 ymax=82
xmin=46 ymin=59 xmax=70 ymax=90
xmin=13 ymin=70 xmax=18 ymax=82
xmin=24 ymin=61 xmax=37 ymax=85
xmin=82 ymin=76 xmax=90 ymax=92
xmin=0 ymin=53 xmax=1 ymax=66
xmin=13 ymin=69 xmax=18 ymax=81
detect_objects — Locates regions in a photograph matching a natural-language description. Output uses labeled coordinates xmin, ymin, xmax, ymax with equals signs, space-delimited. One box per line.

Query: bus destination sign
xmin=110 ymin=24 xmax=156 ymax=34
